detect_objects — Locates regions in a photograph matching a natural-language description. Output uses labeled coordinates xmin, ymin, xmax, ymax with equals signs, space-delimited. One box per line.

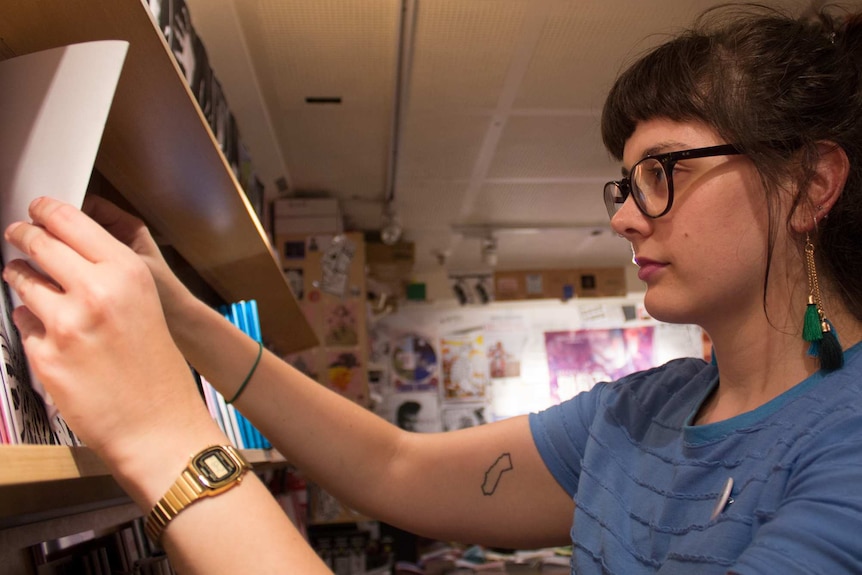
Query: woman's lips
xmin=635 ymin=257 xmax=667 ymax=282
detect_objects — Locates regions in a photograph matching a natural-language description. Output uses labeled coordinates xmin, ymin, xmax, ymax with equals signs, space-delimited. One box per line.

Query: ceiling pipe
xmin=383 ymin=0 xmax=417 ymax=210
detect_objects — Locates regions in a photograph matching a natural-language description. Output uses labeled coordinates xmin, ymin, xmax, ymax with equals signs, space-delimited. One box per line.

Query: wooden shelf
xmin=0 ymin=445 xmax=281 ymax=487
xmin=0 ymin=0 xmax=307 ymax=556
xmin=0 ymin=0 xmax=317 ymax=354
xmin=0 ymin=445 xmax=286 ymax=524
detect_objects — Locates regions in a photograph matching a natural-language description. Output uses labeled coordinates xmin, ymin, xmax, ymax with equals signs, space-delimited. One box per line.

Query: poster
xmin=544 ymin=326 xmax=655 ymax=402
xmin=391 ymin=333 xmax=439 ymax=392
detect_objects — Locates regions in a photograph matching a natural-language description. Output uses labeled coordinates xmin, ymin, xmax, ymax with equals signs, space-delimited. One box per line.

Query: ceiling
xmin=181 ymin=0 xmax=812 ymax=286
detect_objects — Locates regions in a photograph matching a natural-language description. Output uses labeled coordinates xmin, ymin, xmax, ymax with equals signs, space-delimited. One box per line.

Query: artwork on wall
xmin=375 ymin=297 xmax=704 ymax=428
xmin=544 ymin=326 xmax=655 ymax=402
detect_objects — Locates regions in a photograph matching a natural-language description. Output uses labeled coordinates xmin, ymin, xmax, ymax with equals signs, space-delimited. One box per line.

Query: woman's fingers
xmin=4 ymin=220 xmax=99 ymax=300
xmin=28 ymin=197 xmax=133 ymax=265
xmin=4 ymin=198 xmax=147 ymax=298
xmin=9 ymin=302 xmax=45 ymax=343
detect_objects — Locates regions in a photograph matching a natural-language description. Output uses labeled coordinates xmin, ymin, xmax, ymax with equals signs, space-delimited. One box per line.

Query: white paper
xmin=0 ymin=40 xmax=129 ymax=416
xmin=0 ymin=39 xmax=128 ymax=272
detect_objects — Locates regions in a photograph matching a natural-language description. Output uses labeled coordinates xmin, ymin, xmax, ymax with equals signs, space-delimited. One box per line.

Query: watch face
xmin=194 ymin=446 xmax=240 ymax=486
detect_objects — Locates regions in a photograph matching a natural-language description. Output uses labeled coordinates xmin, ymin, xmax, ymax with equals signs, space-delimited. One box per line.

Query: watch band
xmin=144 ymin=444 xmax=251 ymax=543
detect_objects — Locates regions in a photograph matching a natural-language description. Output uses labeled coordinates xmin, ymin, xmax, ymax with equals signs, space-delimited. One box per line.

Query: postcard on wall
xmin=323 ymin=300 xmax=360 ymax=347
xmin=485 ymin=315 xmax=529 ymax=380
xmin=324 ymin=349 xmax=366 ymax=405
xmin=319 ymin=235 xmax=356 ymax=297
xmin=440 ymin=330 xmax=488 ymax=400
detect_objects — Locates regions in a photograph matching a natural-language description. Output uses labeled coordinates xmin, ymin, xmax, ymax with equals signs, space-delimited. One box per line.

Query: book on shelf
xmin=0 ymin=254 xmax=79 ymax=446
xmin=0 ymin=40 xmax=128 ymax=445
xmin=30 ymin=518 xmax=175 ymax=575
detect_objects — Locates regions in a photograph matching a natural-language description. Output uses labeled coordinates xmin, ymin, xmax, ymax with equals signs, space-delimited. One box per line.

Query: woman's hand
xmin=2 ymin=197 xmax=215 ymax=485
xmin=82 ymin=195 xmax=196 ymax=324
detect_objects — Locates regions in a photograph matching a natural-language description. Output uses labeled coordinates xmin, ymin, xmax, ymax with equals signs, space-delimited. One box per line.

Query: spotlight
xmin=381 ymin=204 xmax=402 ymax=245
xmin=475 ymin=280 xmax=490 ymax=304
xmin=381 ymin=219 xmax=402 ymax=245
xmin=453 ymin=280 xmax=468 ymax=305
xmin=481 ymin=235 xmax=498 ymax=267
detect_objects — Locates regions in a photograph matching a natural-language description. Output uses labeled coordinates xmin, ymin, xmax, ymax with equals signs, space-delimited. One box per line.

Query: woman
xmin=4 ymin=4 xmax=862 ymax=574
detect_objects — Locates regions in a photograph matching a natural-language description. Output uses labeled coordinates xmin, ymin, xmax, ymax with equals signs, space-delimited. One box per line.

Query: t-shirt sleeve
xmin=529 ymin=383 xmax=609 ymax=497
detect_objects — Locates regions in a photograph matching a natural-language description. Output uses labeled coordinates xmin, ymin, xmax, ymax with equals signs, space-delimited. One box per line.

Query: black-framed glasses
xmin=603 ymin=143 xmax=742 ymax=219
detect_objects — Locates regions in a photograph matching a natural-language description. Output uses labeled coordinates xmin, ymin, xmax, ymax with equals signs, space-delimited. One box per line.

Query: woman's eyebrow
xmin=621 ymin=140 xmax=692 ymax=175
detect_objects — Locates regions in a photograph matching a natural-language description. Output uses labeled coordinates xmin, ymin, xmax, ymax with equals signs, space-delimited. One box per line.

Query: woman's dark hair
xmin=601 ymin=3 xmax=862 ymax=319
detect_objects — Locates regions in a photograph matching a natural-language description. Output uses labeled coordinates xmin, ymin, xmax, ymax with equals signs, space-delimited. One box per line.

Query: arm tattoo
xmin=481 ymin=453 xmax=513 ymax=496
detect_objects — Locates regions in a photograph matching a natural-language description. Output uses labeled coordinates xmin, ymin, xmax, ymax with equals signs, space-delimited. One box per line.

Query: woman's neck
xmin=699 ymin=306 xmax=861 ymax=425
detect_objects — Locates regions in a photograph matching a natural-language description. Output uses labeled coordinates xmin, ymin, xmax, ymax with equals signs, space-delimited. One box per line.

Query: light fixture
xmin=452 ymin=279 xmax=469 ymax=305
xmin=480 ymin=235 xmax=498 ymax=267
xmin=475 ymin=279 xmax=491 ymax=304
xmin=449 ymin=273 xmax=494 ymax=305
xmin=381 ymin=202 xmax=402 ymax=245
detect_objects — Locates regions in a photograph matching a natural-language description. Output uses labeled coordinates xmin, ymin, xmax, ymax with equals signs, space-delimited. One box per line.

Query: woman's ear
xmin=790 ymin=142 xmax=850 ymax=233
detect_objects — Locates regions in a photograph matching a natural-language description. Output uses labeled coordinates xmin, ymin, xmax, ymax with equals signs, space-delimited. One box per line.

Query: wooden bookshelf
xmin=0 ymin=0 xmax=308 ymax=566
xmin=0 ymin=0 xmax=317 ymax=355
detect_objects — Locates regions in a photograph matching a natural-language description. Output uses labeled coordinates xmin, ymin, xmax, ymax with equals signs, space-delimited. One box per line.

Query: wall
xmin=368 ymin=294 xmax=704 ymax=432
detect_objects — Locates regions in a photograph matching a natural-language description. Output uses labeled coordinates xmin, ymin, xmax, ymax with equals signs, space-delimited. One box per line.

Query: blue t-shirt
xmin=530 ymin=343 xmax=862 ymax=574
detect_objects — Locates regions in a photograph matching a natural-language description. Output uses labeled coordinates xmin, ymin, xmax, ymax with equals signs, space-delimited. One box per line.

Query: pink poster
xmin=544 ymin=327 xmax=654 ymax=402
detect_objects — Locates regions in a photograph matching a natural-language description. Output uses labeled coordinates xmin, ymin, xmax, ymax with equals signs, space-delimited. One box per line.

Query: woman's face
xmin=610 ymin=118 xmax=772 ymax=331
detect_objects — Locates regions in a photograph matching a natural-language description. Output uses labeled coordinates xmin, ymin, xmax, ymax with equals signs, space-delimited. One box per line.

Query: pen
xmin=710 ymin=477 xmax=734 ymax=520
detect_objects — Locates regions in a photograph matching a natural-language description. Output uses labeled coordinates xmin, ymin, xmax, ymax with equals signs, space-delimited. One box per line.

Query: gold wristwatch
xmin=145 ymin=444 xmax=252 ymax=543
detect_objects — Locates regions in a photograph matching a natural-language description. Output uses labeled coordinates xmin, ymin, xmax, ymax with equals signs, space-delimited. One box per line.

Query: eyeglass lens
xmin=603 ymin=157 xmax=670 ymax=219
xmin=632 ymin=158 xmax=670 ymax=216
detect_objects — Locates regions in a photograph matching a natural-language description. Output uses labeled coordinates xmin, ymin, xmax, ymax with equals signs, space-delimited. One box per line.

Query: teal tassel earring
xmin=803 ymin=234 xmax=843 ymax=371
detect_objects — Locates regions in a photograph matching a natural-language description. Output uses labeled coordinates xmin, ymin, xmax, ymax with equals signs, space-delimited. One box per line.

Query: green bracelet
xmin=226 ymin=340 xmax=263 ymax=404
